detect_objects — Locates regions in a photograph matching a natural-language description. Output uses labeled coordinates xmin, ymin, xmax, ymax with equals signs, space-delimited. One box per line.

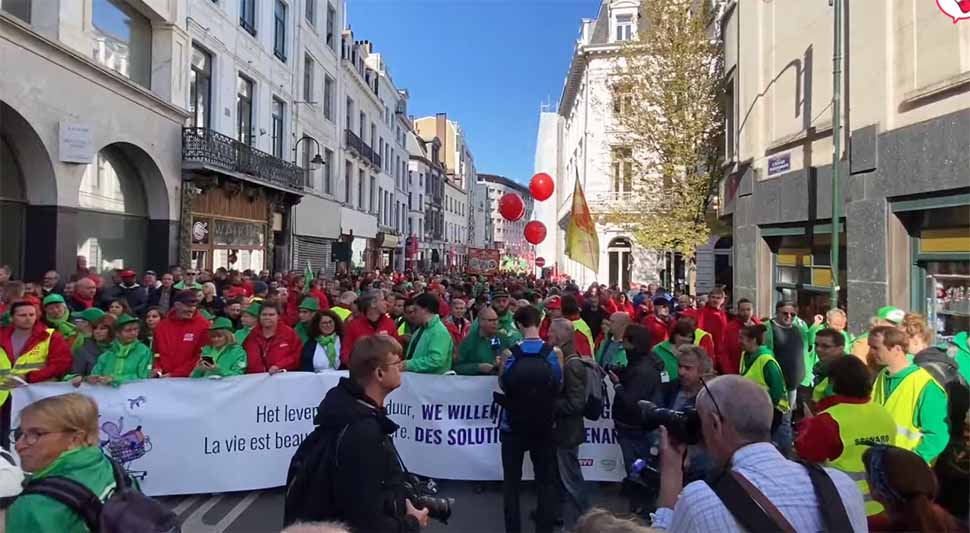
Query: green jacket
xmin=455 ymin=320 xmax=504 ymax=375
xmin=47 ymin=316 xmax=78 ymax=341
xmin=173 ymin=281 xmax=202 ymax=291
xmin=191 ymin=344 xmax=248 ymax=378
xmin=596 ymin=334 xmax=628 ymax=368
xmin=651 ymin=341 xmax=680 ymax=381
xmin=234 ymin=327 xmax=252 ymax=345
xmin=950 ymin=331 xmax=970 ymax=384
xmin=294 ymin=322 xmax=312 ymax=344
xmin=764 ymin=319 xmax=814 ymax=388
xmin=90 ymin=340 xmax=153 ymax=386
xmin=496 ymin=311 xmax=523 ymax=346
xmin=405 ymin=315 xmax=454 ymax=374
xmin=878 ymin=364 xmax=950 ymax=463
xmin=806 ymin=323 xmax=853 ymax=351
xmin=7 ymin=447 xmax=134 ymax=533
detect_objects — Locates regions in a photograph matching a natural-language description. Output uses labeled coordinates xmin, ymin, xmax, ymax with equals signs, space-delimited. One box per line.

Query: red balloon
xmin=524 ymin=221 xmax=547 ymax=245
xmin=529 ymin=173 xmax=555 ymax=201
xmin=498 ymin=193 xmax=525 ymax=221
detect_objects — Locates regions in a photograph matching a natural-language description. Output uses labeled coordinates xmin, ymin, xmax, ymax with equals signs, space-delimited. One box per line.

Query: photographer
xmin=659 ymin=345 xmax=714 ymax=483
xmin=284 ymin=335 xmax=428 ymax=531
xmin=651 ymin=375 xmax=867 ymax=532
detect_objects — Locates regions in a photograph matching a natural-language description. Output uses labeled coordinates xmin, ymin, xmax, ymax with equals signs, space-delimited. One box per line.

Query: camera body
xmin=401 ymin=475 xmax=454 ymax=524
xmin=638 ymin=400 xmax=702 ymax=445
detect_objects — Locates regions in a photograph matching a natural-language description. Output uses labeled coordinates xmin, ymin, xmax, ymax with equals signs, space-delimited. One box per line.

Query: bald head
xmin=609 ymin=312 xmax=632 ymax=339
xmin=549 ymin=318 xmax=575 ymax=346
xmin=697 ymin=375 xmax=773 ymax=443
xmin=75 ymin=277 xmax=96 ymax=299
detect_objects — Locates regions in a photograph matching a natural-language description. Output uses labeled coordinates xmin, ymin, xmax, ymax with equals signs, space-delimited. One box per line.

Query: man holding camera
xmin=651 ymin=375 xmax=867 ymax=532
xmin=284 ymin=335 xmax=429 ymax=532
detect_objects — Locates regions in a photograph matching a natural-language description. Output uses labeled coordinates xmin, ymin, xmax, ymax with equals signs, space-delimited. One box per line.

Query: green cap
xmin=115 ymin=314 xmax=140 ymax=329
xmin=298 ymin=297 xmax=320 ymax=312
xmin=73 ymin=307 xmax=106 ymax=324
xmin=244 ymin=302 xmax=262 ymax=317
xmin=209 ymin=317 xmax=234 ymax=331
xmin=42 ymin=294 xmax=66 ymax=307
xmin=877 ymin=306 xmax=905 ymax=324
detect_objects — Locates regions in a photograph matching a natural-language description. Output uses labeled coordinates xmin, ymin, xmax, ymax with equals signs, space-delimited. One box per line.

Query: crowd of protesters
xmin=0 ymin=259 xmax=968 ymax=532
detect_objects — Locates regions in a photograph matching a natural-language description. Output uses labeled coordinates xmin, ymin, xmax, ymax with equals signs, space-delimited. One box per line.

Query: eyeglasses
xmin=383 ymin=357 xmax=405 ymax=369
xmin=319 ymin=319 xmax=335 ymax=326
xmin=699 ymin=377 xmax=724 ymax=421
xmin=12 ymin=427 xmax=69 ymax=446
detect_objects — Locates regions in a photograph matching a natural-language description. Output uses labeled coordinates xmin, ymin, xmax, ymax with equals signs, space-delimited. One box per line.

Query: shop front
xmin=187 ymin=185 xmax=275 ymax=273
xmin=764 ymin=224 xmax=847 ymax=319
xmin=376 ymin=232 xmax=400 ymax=272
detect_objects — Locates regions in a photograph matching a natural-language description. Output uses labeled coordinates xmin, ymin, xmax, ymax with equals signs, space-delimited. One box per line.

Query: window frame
xmin=189 ymin=45 xmax=213 ymax=130
xmin=271 ymin=97 xmax=285 ymax=159
xmin=236 ymin=74 xmax=255 ymax=145
xmin=303 ymin=53 xmax=314 ymax=101
xmin=326 ymin=3 xmax=336 ymax=50
xmin=274 ymin=0 xmax=288 ymax=62
xmin=240 ymin=0 xmax=257 ymax=36
xmin=323 ymin=74 xmax=335 ymax=121
xmin=305 ymin=0 xmax=316 ymax=27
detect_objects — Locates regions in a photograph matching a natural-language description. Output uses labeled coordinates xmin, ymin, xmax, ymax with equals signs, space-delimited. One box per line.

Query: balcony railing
xmin=370 ymin=148 xmax=382 ymax=168
xmin=182 ymin=128 xmax=303 ymax=192
xmin=345 ymin=129 xmax=362 ymax=155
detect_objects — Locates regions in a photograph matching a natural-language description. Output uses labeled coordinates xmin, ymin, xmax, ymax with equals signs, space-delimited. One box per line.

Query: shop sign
xmin=213 ymin=220 xmax=264 ymax=247
xmin=59 ymin=122 xmax=94 ymax=163
xmin=767 ymin=153 xmax=791 ymax=176
xmin=192 ymin=220 xmax=209 ymax=244
xmin=467 ymin=248 xmax=499 ymax=274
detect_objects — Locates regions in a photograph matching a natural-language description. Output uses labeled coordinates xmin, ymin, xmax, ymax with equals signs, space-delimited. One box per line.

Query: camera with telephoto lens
xmin=401 ymin=475 xmax=454 ymax=524
xmin=637 ymin=400 xmax=702 ymax=445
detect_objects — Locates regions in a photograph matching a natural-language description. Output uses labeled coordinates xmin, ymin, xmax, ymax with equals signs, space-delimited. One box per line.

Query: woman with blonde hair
xmin=192 ymin=318 xmax=247 ymax=378
xmin=6 ymin=393 xmax=135 ymax=531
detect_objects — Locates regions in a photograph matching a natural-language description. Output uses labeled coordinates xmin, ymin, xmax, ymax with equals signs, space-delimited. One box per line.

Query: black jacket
xmin=554 ymin=354 xmax=587 ymax=447
xmin=915 ymin=346 xmax=970 ymax=438
xmin=147 ymin=286 xmax=176 ymax=313
xmin=102 ymin=283 xmax=148 ymax=315
xmin=612 ymin=349 xmax=664 ymax=430
xmin=313 ymin=378 xmax=419 ymax=532
xmin=580 ymin=305 xmax=608 ymax=343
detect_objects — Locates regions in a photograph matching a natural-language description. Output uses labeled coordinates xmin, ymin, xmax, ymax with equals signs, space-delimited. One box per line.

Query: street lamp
xmin=293 ymin=135 xmax=325 ymax=171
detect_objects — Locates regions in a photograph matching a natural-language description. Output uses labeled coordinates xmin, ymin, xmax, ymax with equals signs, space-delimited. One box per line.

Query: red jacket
xmin=794 ymin=395 xmax=869 ymax=462
xmin=0 ymin=323 xmax=72 ymax=382
xmin=539 ymin=316 xmax=593 ymax=357
xmin=437 ymin=296 xmax=451 ymax=319
xmin=243 ymin=325 xmax=302 ymax=373
xmin=284 ymin=290 xmax=302 ymax=327
xmin=223 ymin=284 xmax=251 ymax=300
xmin=720 ymin=316 xmax=761 ymax=375
xmin=341 ymin=315 xmax=399 ymax=367
xmin=309 ymin=288 xmax=330 ymax=311
xmin=642 ymin=314 xmax=671 ymax=352
xmin=443 ymin=316 xmax=471 ymax=354
xmin=697 ymin=305 xmax=727 ymax=361
xmin=153 ymin=310 xmax=211 ymax=377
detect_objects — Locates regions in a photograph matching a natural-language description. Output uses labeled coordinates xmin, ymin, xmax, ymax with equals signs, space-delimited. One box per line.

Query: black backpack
xmin=502 ymin=342 xmax=559 ymax=436
xmin=21 ymin=458 xmax=180 ymax=533
xmin=283 ymin=422 xmax=356 ymax=527
xmin=576 ymin=357 xmax=608 ymax=421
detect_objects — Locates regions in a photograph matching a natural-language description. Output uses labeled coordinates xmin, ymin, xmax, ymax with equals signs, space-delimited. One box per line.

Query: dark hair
xmin=871 ymin=325 xmax=909 ymax=352
xmin=740 ymin=324 xmax=767 ymax=345
xmin=414 ymin=293 xmax=439 ymax=314
xmin=816 ymin=327 xmax=846 ymax=348
xmin=513 ymin=305 xmax=541 ymax=329
xmin=309 ymin=309 xmax=345 ymax=339
xmin=737 ymin=298 xmax=752 ymax=306
xmin=9 ymin=300 xmax=36 ymax=316
xmin=108 ymin=298 xmax=132 ymax=315
xmin=561 ymin=294 xmax=580 ymax=316
xmin=225 ymin=297 xmax=244 ymax=307
xmin=349 ymin=335 xmax=403 ymax=383
xmin=671 ymin=317 xmax=696 ymax=340
xmin=710 ymin=287 xmax=725 ymax=297
xmin=775 ymin=300 xmax=796 ymax=311
xmin=828 ymin=356 xmax=872 ymax=398
xmin=622 ymin=324 xmax=652 ymax=358
xmin=259 ymin=302 xmax=282 ymax=316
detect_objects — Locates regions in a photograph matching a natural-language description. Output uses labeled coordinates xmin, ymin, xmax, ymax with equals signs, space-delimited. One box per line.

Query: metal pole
xmin=830 ymin=0 xmax=843 ymax=310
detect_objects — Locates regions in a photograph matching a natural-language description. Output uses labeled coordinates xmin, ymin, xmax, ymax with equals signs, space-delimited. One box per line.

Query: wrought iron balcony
xmin=370 ymin=148 xmax=382 ymax=168
xmin=182 ymin=128 xmax=303 ymax=193
xmin=344 ymin=128 xmax=363 ymax=156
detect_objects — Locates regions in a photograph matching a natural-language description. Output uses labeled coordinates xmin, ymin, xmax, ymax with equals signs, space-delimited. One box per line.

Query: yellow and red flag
xmin=565 ymin=172 xmax=600 ymax=272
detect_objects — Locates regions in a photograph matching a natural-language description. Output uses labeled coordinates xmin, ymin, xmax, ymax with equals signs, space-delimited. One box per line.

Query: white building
xmin=534 ymin=0 xmax=661 ymax=289
xmin=407 ymin=132 xmax=446 ymax=271
xmin=469 ymin=180 xmax=494 ymax=250
xmin=0 ymin=0 xmax=188 ymax=277
xmin=477 ymin=174 xmax=534 ymax=261
xmin=444 ymin=178 xmax=468 ymax=269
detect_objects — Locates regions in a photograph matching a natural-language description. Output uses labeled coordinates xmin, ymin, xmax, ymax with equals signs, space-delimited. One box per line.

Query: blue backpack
xmin=502 ymin=342 xmax=559 ymax=436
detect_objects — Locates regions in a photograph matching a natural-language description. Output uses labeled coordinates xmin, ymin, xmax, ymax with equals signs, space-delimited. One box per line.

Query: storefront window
xmin=76 ymin=212 xmax=147 ymax=273
xmin=192 ymin=217 xmax=267 ymax=272
xmin=770 ymin=232 xmax=846 ymax=318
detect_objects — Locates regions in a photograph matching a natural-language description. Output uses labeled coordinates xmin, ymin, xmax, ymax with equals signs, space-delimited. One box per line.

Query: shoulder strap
xmin=23 ymin=476 xmax=103 ymax=531
xmin=800 ymin=462 xmax=853 ymax=532
xmin=537 ymin=342 xmax=554 ymax=359
xmin=508 ymin=343 xmax=524 ymax=359
xmin=107 ymin=457 xmax=131 ymax=490
xmin=707 ymin=469 xmax=793 ymax=533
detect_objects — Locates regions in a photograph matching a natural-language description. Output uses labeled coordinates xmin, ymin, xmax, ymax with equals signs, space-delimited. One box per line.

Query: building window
xmin=2 ymin=0 xmax=30 ymax=23
xmin=358 ymin=170 xmax=365 ymax=209
xmin=369 ymin=176 xmax=376 ymax=213
xmin=302 ymin=142 xmax=313 ymax=188
xmin=274 ymin=1 xmax=287 ymax=61
xmin=326 ymin=3 xmax=336 ymax=49
xmin=612 ymin=147 xmax=633 ymax=193
xmin=725 ymin=77 xmax=736 ymax=162
xmin=236 ymin=75 xmax=254 ymax=145
xmin=344 ymin=161 xmax=353 ymax=203
xmin=359 ymin=112 xmax=366 ymax=140
xmin=189 ymin=46 xmax=212 ymax=129
xmin=271 ymin=97 xmax=284 ymax=158
xmin=370 ymin=124 xmax=376 ymax=150
xmin=92 ymin=0 xmax=151 ymax=87
xmin=345 ymin=98 xmax=353 ymax=131
xmin=240 ymin=0 xmax=256 ymax=35
xmin=323 ymin=148 xmax=333 ymax=194
xmin=323 ymin=74 xmax=335 ymax=121
xmin=305 ymin=0 xmax=315 ymax=26
xmin=615 ymin=13 xmax=633 ymax=42
xmin=303 ymin=53 xmax=314 ymax=100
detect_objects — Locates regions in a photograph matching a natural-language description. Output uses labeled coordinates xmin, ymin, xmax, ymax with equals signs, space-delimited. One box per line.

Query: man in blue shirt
xmin=497 ymin=305 xmax=563 ymax=533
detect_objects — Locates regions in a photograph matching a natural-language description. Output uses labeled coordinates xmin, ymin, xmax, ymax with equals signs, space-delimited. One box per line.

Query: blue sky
xmin=348 ymin=0 xmax=600 ymax=184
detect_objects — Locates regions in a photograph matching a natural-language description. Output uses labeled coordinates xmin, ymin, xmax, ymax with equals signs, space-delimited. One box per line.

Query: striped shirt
xmin=652 ymin=442 xmax=867 ymax=532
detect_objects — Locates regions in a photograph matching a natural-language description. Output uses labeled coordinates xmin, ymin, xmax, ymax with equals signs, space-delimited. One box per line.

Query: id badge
xmin=660 ymin=371 xmax=671 ymax=383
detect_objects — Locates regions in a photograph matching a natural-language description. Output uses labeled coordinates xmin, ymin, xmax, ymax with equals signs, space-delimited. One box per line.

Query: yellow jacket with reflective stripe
xmin=0 ymin=328 xmax=54 ymax=405
xmin=871 ymin=366 xmax=941 ymax=452
xmin=331 ymin=306 xmax=352 ymax=323
xmin=572 ymin=318 xmax=594 ymax=352
xmin=740 ymin=349 xmax=790 ymax=412
xmin=823 ymin=401 xmax=896 ymax=516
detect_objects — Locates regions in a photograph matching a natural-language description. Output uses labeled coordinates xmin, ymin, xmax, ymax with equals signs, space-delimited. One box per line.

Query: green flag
xmin=304 ymin=260 xmax=314 ymax=290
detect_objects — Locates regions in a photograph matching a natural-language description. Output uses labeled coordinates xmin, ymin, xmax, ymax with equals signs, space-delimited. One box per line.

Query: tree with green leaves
xmin=604 ymin=0 xmax=725 ymax=258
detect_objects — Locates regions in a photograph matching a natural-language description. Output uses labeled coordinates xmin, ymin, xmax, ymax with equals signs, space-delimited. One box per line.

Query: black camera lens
xmin=414 ymin=495 xmax=454 ymax=524
xmin=637 ymin=400 xmax=702 ymax=445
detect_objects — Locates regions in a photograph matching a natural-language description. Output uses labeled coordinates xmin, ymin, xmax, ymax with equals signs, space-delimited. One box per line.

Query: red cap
xmin=120 ymin=270 xmax=136 ymax=279
xmin=545 ymin=296 xmax=561 ymax=310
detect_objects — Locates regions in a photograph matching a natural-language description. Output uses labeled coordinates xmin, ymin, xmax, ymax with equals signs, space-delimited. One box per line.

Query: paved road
xmin=162 ymin=480 xmax=627 ymax=533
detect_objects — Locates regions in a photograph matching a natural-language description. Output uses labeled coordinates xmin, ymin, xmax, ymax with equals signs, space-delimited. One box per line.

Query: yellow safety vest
xmin=871 ymin=367 xmax=942 ymax=454
xmin=572 ymin=319 xmax=594 ymax=351
xmin=812 ymin=377 xmax=831 ymax=402
xmin=694 ymin=329 xmax=711 ymax=348
xmin=332 ymin=306 xmax=352 ymax=323
xmin=823 ymin=401 xmax=896 ymax=516
xmin=0 ymin=328 xmax=54 ymax=406
xmin=740 ymin=350 xmax=791 ymax=412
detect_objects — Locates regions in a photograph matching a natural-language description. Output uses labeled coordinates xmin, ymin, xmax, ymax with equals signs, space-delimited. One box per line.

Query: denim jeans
xmin=501 ymin=431 xmax=559 ymax=533
xmin=771 ymin=390 xmax=797 ymax=457
xmin=556 ymin=446 xmax=590 ymax=528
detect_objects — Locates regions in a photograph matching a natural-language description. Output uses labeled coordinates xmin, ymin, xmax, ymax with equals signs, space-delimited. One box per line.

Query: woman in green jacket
xmin=71 ymin=314 xmax=152 ymax=388
xmin=235 ymin=302 xmax=261 ymax=344
xmin=192 ymin=318 xmax=247 ymax=378
xmin=7 ymin=393 xmax=137 ymax=532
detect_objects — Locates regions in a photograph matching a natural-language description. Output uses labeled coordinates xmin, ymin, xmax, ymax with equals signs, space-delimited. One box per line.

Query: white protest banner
xmin=12 ymin=372 xmax=625 ymax=496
